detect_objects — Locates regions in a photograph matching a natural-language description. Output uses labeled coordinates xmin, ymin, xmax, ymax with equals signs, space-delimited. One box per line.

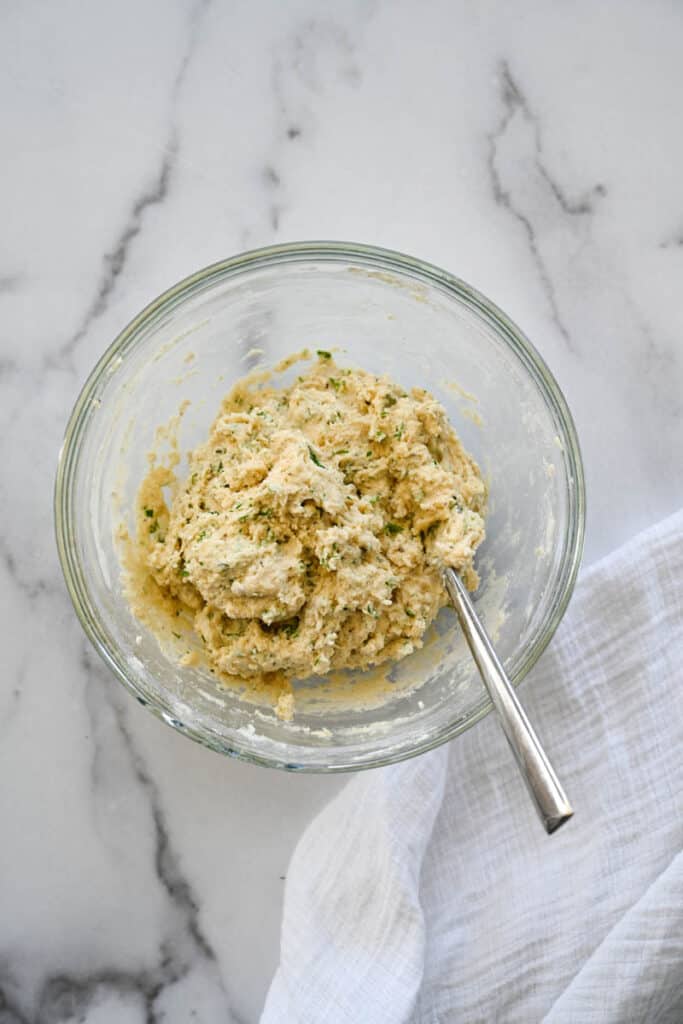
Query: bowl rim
xmin=54 ymin=240 xmax=586 ymax=771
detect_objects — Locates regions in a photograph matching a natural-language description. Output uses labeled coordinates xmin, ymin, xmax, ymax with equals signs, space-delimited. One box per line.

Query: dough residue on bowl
xmin=128 ymin=352 xmax=486 ymax=719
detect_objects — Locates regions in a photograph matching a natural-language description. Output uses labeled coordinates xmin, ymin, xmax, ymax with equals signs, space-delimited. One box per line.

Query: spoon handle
xmin=444 ymin=568 xmax=573 ymax=834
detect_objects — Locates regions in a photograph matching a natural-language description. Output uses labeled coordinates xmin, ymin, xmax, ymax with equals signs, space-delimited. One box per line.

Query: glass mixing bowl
xmin=55 ymin=242 xmax=585 ymax=771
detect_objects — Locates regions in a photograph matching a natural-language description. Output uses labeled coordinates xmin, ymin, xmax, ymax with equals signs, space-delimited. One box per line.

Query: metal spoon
xmin=444 ymin=567 xmax=573 ymax=834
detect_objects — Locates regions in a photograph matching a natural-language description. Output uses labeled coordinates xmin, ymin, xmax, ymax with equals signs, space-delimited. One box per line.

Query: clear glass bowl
xmin=55 ymin=242 xmax=585 ymax=771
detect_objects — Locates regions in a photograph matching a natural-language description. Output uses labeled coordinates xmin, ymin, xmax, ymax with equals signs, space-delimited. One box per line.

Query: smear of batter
xmin=130 ymin=352 xmax=486 ymax=718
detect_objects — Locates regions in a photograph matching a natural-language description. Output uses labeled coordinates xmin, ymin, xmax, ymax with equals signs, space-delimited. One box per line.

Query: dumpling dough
xmin=136 ymin=353 xmax=486 ymax=705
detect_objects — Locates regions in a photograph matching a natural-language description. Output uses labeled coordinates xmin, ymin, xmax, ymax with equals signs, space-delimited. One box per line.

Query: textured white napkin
xmin=262 ymin=511 xmax=683 ymax=1024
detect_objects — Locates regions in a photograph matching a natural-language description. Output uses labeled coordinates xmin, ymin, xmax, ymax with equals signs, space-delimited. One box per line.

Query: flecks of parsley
xmin=317 ymin=349 xmax=332 ymax=359
xmin=405 ymin=608 xmax=416 ymax=618
xmin=144 ymin=508 xmax=154 ymax=517
xmin=384 ymin=522 xmax=403 ymax=535
xmin=308 ymin=446 xmax=325 ymax=468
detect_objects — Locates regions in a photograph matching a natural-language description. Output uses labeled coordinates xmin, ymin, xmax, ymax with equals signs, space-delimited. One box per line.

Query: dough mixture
xmin=133 ymin=352 xmax=486 ymax=717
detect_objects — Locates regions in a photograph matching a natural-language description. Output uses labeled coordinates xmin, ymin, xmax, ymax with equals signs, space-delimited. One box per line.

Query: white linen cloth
xmin=262 ymin=510 xmax=683 ymax=1023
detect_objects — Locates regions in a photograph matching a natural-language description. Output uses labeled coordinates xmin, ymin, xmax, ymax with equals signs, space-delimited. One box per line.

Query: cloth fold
xmin=262 ymin=511 xmax=683 ymax=1024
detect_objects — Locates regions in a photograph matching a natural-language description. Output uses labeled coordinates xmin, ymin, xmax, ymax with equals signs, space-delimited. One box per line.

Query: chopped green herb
xmin=334 ymin=449 xmax=349 ymax=456
xmin=148 ymin=521 xmax=159 ymax=535
xmin=405 ymin=608 xmax=416 ymax=618
xmin=329 ymin=377 xmax=342 ymax=392
xmin=144 ymin=508 xmax=154 ymax=517
xmin=366 ymin=450 xmax=373 ymax=458
xmin=317 ymin=349 xmax=332 ymax=359
xmin=172 ymin=631 xmax=182 ymax=639
xmin=394 ymin=423 xmax=405 ymax=440
xmin=374 ymin=431 xmax=386 ymax=442
xmin=308 ymin=446 xmax=325 ymax=468
xmin=196 ymin=530 xmax=207 ymax=542
xmin=283 ymin=617 xmax=300 ymax=637
xmin=384 ymin=522 xmax=403 ymax=535
xmin=191 ymin=473 xmax=198 ymax=485
xmin=384 ymin=393 xmax=397 ymax=407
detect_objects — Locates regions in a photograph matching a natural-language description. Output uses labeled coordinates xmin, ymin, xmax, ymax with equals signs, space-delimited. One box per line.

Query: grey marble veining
xmin=1 ymin=1 xmax=682 ymax=1020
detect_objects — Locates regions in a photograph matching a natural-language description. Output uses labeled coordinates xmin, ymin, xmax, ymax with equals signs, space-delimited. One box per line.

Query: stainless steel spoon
xmin=444 ymin=567 xmax=573 ymax=834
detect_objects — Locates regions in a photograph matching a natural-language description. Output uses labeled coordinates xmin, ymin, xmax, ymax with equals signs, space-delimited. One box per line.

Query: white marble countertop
xmin=2 ymin=1 xmax=682 ymax=1020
